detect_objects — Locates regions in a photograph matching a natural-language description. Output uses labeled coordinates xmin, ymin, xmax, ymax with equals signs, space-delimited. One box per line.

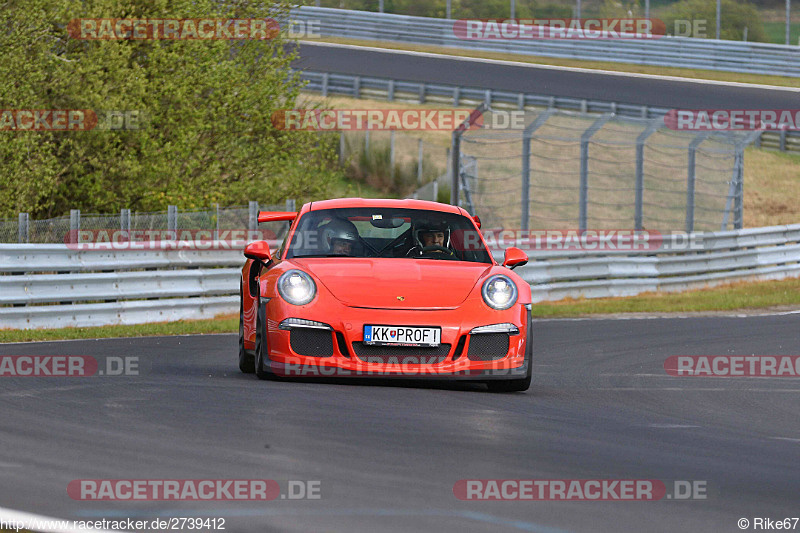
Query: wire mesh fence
xmin=338 ymin=129 xmax=451 ymax=201
xmin=457 ymin=108 xmax=758 ymax=232
xmin=0 ymin=202 xmax=293 ymax=244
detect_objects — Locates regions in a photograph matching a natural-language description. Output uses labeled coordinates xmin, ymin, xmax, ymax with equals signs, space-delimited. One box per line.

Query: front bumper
xmin=261 ymin=298 xmax=532 ymax=380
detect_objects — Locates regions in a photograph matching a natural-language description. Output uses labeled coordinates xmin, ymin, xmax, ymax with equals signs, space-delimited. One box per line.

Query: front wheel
xmin=487 ymin=358 xmax=532 ymax=393
xmin=486 ymin=373 xmax=531 ymax=393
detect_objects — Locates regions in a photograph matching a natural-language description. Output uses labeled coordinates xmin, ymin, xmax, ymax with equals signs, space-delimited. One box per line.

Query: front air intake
xmin=466 ymin=333 xmax=509 ymax=361
xmin=290 ymin=329 xmax=334 ymax=357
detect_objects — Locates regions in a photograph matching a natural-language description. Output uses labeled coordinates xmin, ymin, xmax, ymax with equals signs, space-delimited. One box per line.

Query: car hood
xmin=292 ymin=258 xmax=493 ymax=309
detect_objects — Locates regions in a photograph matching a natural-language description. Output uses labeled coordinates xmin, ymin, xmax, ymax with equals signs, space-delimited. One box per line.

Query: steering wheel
xmin=419 ymin=245 xmax=457 ymax=259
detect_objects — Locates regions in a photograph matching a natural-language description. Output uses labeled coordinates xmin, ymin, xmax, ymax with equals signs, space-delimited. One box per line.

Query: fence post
xmin=521 ymin=109 xmax=556 ymax=231
xmin=390 ymin=131 xmax=396 ymax=179
xmin=450 ymin=103 xmax=485 ymax=206
xmin=321 ymin=72 xmax=329 ymax=98
xmin=214 ymin=203 xmax=220 ymax=241
xmin=249 ymin=201 xmax=259 ymax=233
xmin=417 ymin=138 xmax=424 ymax=185
xmin=450 ymin=130 xmax=461 ymax=206
xmin=418 ymin=83 xmax=426 ymax=104
xmin=120 ymin=209 xmax=130 ymax=231
xmin=685 ymin=133 xmax=710 ymax=233
xmin=388 ymin=79 xmax=395 ymax=101
xmin=167 ymin=205 xmax=177 ymax=234
xmin=339 ymin=132 xmax=345 ymax=164
xmin=732 ymin=131 xmax=760 ymax=229
xmin=286 ymin=198 xmax=296 ymax=212
xmin=521 ymin=136 xmax=531 ymax=232
xmin=780 ymin=129 xmax=787 ymax=151
xmin=353 ymin=76 xmax=361 ymax=98
xmin=579 ymin=115 xmax=612 ymax=231
xmin=734 ymin=149 xmax=744 ymax=230
xmin=69 ymin=209 xmax=80 ymax=245
xmin=18 ymin=213 xmax=28 ymax=244
xmin=365 ymin=129 xmax=370 ymax=152
xmin=453 ymin=87 xmax=460 ymax=107
xmin=635 ymin=118 xmax=662 ymax=230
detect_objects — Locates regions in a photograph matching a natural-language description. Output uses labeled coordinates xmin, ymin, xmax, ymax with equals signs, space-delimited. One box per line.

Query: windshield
xmin=285 ymin=208 xmax=492 ymax=263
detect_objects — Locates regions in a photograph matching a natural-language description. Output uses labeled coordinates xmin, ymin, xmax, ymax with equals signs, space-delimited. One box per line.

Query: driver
xmin=322 ymin=217 xmax=360 ymax=256
xmin=408 ymin=220 xmax=455 ymax=258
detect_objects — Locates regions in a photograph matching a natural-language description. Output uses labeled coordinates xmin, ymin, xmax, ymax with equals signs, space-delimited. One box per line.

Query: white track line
xmin=301 ymin=41 xmax=800 ymax=92
xmin=0 ymin=506 xmax=124 ymax=533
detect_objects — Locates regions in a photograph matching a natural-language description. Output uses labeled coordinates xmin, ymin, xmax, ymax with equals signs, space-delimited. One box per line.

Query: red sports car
xmin=238 ymin=198 xmax=532 ymax=392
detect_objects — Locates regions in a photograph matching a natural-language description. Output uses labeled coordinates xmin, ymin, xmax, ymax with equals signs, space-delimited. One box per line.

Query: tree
xmin=0 ymin=0 xmax=341 ymax=217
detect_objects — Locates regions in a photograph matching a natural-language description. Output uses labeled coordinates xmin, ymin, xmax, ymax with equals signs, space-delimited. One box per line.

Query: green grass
xmin=531 ymin=277 xmax=800 ymax=317
xmin=762 ymin=21 xmax=800 ymax=45
xmin=0 ymin=315 xmax=238 ymax=344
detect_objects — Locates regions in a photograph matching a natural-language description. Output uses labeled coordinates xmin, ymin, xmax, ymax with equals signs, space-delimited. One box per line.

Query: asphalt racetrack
xmin=2 ymin=314 xmax=800 ymax=532
xmin=292 ymin=42 xmax=800 ymax=111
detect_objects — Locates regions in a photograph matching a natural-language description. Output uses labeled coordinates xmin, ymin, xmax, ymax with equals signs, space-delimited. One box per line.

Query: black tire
xmin=486 ymin=365 xmax=531 ymax=392
xmin=254 ymin=299 xmax=277 ymax=380
xmin=238 ymin=293 xmax=255 ymax=374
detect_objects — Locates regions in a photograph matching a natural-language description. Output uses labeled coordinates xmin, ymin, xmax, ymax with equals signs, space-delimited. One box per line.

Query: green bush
xmin=345 ymin=139 xmax=420 ymax=197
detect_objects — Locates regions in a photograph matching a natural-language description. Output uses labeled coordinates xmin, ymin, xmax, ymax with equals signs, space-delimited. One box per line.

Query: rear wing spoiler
xmin=258 ymin=211 xmax=297 ymax=223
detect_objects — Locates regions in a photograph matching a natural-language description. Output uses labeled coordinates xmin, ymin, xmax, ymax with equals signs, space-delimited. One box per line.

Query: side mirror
xmin=472 ymin=216 xmax=481 ymax=229
xmin=244 ymin=240 xmax=272 ymax=263
xmin=502 ymin=247 xmax=528 ymax=270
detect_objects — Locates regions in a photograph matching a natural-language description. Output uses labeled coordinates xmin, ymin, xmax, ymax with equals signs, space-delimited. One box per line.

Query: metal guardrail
xmin=299 ymin=70 xmax=800 ymax=154
xmin=491 ymin=223 xmax=800 ymax=302
xmin=0 ymin=244 xmax=248 ymax=329
xmin=2 ymin=224 xmax=799 ymax=329
xmin=293 ymin=6 xmax=800 ymax=77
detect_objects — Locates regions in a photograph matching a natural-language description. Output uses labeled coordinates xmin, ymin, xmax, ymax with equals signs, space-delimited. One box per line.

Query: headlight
xmin=481 ymin=274 xmax=518 ymax=310
xmin=277 ymin=270 xmax=316 ymax=306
